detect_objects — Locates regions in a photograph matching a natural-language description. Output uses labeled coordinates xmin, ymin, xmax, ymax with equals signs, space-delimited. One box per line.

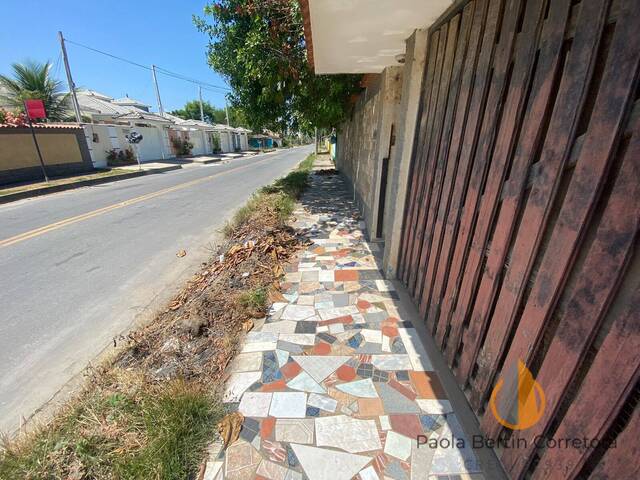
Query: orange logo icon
xmin=489 ymin=360 xmax=545 ymax=430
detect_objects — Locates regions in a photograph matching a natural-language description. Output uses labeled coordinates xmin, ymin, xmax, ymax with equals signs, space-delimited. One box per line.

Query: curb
xmin=0 ymin=165 xmax=182 ymax=205
xmin=187 ymin=158 xmax=222 ymax=165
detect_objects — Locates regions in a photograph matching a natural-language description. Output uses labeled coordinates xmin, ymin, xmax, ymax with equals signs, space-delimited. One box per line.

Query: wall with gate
xmin=397 ymin=0 xmax=639 ymax=477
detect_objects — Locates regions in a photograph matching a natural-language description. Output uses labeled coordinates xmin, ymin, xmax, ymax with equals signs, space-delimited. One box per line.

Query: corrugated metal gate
xmin=398 ymin=0 xmax=639 ymax=477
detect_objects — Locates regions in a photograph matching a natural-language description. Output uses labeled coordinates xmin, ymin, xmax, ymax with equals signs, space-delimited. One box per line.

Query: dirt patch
xmin=114 ymin=200 xmax=309 ymax=385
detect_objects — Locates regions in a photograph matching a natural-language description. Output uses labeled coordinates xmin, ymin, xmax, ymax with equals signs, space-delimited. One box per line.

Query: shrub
xmin=106 ymin=148 xmax=136 ymax=166
xmin=171 ymin=137 xmax=194 ymax=156
xmin=0 ymin=108 xmax=28 ymax=127
xmin=211 ymin=133 xmax=221 ymax=153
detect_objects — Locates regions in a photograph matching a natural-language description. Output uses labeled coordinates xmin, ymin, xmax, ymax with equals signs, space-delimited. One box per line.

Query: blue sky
xmin=0 ymin=0 xmax=230 ymax=111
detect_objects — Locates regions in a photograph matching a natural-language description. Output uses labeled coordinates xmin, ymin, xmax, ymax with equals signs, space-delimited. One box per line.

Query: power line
xmin=65 ymin=38 xmax=151 ymax=71
xmin=64 ymin=38 xmax=231 ymax=93
xmin=52 ymin=52 xmax=62 ymax=80
xmin=154 ymin=65 xmax=230 ymax=92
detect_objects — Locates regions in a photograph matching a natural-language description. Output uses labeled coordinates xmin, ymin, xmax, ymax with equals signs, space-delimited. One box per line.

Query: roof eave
xmin=299 ymin=0 xmax=315 ymax=73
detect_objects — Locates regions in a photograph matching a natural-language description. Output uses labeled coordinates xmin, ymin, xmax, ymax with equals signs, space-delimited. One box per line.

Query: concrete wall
xmin=336 ymin=66 xmax=403 ymax=239
xmin=0 ymin=127 xmax=94 ymax=185
xmin=86 ymin=123 xmax=175 ymax=167
xmin=382 ymin=29 xmax=429 ymax=277
xmin=220 ymin=131 xmax=233 ymax=152
xmin=190 ymin=130 xmax=208 ymax=156
xmin=240 ymin=133 xmax=249 ymax=150
xmin=134 ymin=126 xmax=166 ymax=162
xmin=335 ymin=29 xmax=429 ymax=279
xmin=83 ymin=124 xmax=127 ymax=168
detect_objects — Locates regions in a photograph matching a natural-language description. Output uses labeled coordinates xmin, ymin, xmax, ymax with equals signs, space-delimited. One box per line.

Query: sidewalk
xmin=210 ymin=168 xmax=485 ymax=480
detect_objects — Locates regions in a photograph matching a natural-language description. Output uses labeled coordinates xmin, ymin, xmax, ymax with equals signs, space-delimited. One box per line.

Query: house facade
xmin=302 ymin=0 xmax=640 ymax=478
xmin=75 ymin=90 xmax=251 ymax=167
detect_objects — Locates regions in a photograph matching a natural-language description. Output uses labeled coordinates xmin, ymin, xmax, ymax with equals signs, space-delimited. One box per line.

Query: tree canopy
xmin=169 ymin=99 xmax=247 ymax=127
xmin=0 ymin=61 xmax=70 ymax=121
xmin=194 ymin=0 xmax=361 ymax=133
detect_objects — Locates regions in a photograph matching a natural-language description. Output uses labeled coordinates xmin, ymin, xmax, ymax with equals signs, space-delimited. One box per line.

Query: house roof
xmin=301 ymin=0 xmax=454 ymax=73
xmin=0 ymin=86 xmax=13 ymax=109
xmin=180 ymin=119 xmax=216 ymax=128
xmin=263 ymin=129 xmax=282 ymax=139
xmin=163 ymin=113 xmax=229 ymax=130
xmin=77 ymin=90 xmax=113 ymax=101
xmin=76 ymin=90 xmax=141 ymax=116
xmin=113 ymin=96 xmax=150 ymax=108
xmin=214 ymin=123 xmax=237 ymax=131
xmin=112 ymin=111 xmax=172 ymax=123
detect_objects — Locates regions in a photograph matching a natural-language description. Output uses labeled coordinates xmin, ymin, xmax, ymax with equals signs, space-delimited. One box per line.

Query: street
xmin=0 ymin=145 xmax=312 ymax=433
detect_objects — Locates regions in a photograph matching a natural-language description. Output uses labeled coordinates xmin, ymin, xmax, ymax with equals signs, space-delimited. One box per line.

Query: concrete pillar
xmin=382 ymin=28 xmax=430 ymax=278
xmin=370 ymin=66 xmax=404 ymax=239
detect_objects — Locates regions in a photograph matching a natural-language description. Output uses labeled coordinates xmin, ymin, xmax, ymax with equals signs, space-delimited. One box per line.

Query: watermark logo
xmin=489 ymin=360 xmax=545 ymax=430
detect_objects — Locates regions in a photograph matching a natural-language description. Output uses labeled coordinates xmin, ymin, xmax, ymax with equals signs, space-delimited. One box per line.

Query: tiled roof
xmin=76 ymin=90 xmax=113 ymax=101
xmin=76 ymin=92 xmax=138 ymax=116
xmin=0 ymin=122 xmax=82 ymax=130
xmin=112 ymin=111 xmax=172 ymax=123
xmin=113 ymin=97 xmax=150 ymax=108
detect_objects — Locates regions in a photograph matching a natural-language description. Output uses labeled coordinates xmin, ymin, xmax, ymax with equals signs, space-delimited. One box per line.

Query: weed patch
xmin=0 ymin=374 xmax=222 ymax=480
xmin=223 ymin=153 xmax=316 ymax=237
xmin=237 ymin=287 xmax=267 ymax=313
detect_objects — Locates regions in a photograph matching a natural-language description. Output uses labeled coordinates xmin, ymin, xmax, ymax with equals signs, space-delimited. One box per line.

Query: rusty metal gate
xmin=398 ymin=0 xmax=639 ymax=477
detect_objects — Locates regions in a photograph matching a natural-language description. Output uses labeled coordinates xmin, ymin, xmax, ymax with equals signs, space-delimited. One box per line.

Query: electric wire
xmin=64 ymin=38 xmax=230 ymax=92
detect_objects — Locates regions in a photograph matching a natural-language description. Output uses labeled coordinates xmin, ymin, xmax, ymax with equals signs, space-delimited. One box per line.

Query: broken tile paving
xmin=205 ymin=169 xmax=485 ymax=480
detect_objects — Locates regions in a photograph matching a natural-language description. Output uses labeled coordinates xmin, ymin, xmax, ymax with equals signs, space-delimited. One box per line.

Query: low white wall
xmin=134 ymin=126 xmax=166 ymax=162
xmin=219 ymin=131 xmax=233 ymax=153
xmin=83 ymin=124 xmax=127 ymax=168
xmin=190 ymin=130 xmax=207 ymax=156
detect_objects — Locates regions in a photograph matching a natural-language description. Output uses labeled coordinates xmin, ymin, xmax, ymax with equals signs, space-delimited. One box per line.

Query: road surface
xmin=0 ymin=146 xmax=313 ymax=433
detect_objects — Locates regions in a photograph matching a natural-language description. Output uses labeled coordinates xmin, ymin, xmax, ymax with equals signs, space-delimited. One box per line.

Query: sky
xmin=0 ymin=0 xmax=230 ymax=111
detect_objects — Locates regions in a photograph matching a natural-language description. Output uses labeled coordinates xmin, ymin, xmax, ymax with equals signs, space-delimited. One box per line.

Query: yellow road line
xmin=0 ymin=156 xmax=275 ymax=249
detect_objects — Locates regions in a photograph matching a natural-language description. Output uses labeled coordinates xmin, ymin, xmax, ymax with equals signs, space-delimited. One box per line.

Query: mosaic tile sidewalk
xmin=206 ymin=171 xmax=484 ymax=480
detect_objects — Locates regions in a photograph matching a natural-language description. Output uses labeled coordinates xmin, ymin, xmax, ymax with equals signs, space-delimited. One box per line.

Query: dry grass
xmin=0 ymin=153 xmax=316 ymax=479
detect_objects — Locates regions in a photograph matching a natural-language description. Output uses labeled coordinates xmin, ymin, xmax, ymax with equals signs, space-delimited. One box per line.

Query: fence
xmin=397 ymin=0 xmax=639 ymax=477
xmin=0 ymin=125 xmax=94 ymax=185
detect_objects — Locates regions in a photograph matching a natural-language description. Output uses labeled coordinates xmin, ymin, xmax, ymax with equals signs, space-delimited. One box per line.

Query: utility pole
xmin=198 ymin=85 xmax=205 ymax=122
xmin=225 ymin=102 xmax=230 ymax=126
xmin=58 ymin=31 xmax=82 ymax=123
xmin=314 ymin=127 xmax=319 ymax=154
xmin=151 ymin=64 xmax=164 ymax=116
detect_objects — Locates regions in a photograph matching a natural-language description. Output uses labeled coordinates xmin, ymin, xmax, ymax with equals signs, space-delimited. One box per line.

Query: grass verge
xmin=0 ymin=153 xmax=316 ymax=479
xmin=222 ymin=152 xmax=315 ymax=237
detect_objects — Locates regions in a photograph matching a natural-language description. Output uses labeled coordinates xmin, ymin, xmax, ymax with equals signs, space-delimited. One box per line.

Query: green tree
xmin=170 ymin=100 xmax=248 ymax=128
xmin=0 ymin=61 xmax=70 ymax=121
xmin=194 ymin=0 xmax=361 ymax=132
xmin=170 ymin=100 xmax=224 ymax=123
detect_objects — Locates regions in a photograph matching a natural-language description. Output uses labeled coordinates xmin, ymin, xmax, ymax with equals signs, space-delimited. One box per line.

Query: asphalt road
xmin=0 ymin=145 xmax=313 ymax=433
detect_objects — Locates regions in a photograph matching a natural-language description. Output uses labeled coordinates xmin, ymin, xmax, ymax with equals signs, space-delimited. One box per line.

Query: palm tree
xmin=0 ymin=61 xmax=70 ymax=121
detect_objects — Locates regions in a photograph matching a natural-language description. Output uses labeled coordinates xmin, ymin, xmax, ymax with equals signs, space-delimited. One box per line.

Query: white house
xmin=75 ymin=90 xmax=174 ymax=167
xmin=74 ymin=89 xmax=252 ymax=166
xmin=162 ymin=113 xmax=243 ymax=155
